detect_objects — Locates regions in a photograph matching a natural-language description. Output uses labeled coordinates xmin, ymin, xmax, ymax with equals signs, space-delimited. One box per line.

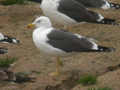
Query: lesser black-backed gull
xmin=0 ymin=33 xmax=20 ymax=54
xmin=30 ymin=0 xmax=119 ymax=26
xmin=0 ymin=33 xmax=20 ymax=44
xmin=27 ymin=16 xmax=115 ymax=76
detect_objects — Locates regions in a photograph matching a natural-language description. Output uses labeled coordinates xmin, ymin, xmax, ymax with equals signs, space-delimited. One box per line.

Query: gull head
xmin=27 ymin=16 xmax=52 ymax=29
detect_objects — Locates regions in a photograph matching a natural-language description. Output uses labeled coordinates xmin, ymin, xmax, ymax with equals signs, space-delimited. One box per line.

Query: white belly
xmin=33 ymin=28 xmax=67 ymax=56
xmin=40 ymin=0 xmax=77 ymax=25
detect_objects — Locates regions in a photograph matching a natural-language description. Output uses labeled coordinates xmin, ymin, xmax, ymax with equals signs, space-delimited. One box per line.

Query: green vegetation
xmin=0 ymin=57 xmax=17 ymax=68
xmin=88 ymin=87 xmax=112 ymax=90
xmin=77 ymin=75 xmax=97 ymax=85
xmin=0 ymin=0 xmax=28 ymax=5
xmin=15 ymin=72 xmax=30 ymax=78
xmin=31 ymin=70 xmax=41 ymax=75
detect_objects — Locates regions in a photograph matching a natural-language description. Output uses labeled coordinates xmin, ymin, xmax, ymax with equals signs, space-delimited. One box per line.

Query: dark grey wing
xmin=58 ymin=0 xmax=118 ymax=25
xmin=75 ymin=0 xmax=120 ymax=10
xmin=58 ymin=0 xmax=100 ymax=22
xmin=74 ymin=0 xmax=106 ymax=8
xmin=47 ymin=29 xmax=95 ymax=52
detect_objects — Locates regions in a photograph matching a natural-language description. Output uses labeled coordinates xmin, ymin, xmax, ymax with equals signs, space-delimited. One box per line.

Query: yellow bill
xmin=27 ymin=24 xmax=35 ymax=29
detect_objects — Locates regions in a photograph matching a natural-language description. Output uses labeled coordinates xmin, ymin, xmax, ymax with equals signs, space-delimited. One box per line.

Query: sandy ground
xmin=0 ymin=0 xmax=120 ymax=90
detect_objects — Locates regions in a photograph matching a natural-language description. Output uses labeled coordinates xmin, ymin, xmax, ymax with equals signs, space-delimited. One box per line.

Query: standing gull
xmin=27 ymin=16 xmax=115 ymax=76
xmin=30 ymin=0 xmax=119 ymax=26
xmin=0 ymin=33 xmax=20 ymax=54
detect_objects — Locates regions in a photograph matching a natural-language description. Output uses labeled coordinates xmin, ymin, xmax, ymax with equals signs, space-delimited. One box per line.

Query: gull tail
xmin=110 ymin=3 xmax=120 ymax=9
xmin=95 ymin=46 xmax=115 ymax=52
xmin=82 ymin=46 xmax=115 ymax=52
xmin=0 ymin=48 xmax=8 ymax=54
xmin=88 ymin=11 xmax=119 ymax=26
xmin=96 ymin=18 xmax=119 ymax=26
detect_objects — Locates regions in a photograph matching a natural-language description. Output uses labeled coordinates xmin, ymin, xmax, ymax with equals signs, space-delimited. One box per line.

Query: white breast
xmin=32 ymin=28 xmax=66 ymax=56
xmin=40 ymin=0 xmax=77 ymax=25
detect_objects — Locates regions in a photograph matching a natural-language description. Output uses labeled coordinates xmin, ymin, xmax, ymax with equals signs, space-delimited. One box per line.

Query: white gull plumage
xmin=27 ymin=16 xmax=115 ymax=76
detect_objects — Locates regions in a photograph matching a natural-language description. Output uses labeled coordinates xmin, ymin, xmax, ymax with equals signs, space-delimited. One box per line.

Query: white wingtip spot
xmin=12 ymin=39 xmax=18 ymax=44
xmin=100 ymin=48 xmax=104 ymax=51
xmin=116 ymin=5 xmax=120 ymax=8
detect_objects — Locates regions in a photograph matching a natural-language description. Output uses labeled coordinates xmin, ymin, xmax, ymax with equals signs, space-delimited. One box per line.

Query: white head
xmin=32 ymin=16 xmax=52 ymax=28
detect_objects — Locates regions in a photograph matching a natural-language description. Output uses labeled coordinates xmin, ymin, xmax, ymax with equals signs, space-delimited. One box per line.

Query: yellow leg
xmin=57 ymin=56 xmax=63 ymax=66
xmin=50 ymin=56 xmax=63 ymax=76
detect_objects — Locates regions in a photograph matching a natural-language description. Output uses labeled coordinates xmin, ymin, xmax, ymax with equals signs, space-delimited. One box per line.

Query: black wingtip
xmin=97 ymin=46 xmax=115 ymax=52
xmin=0 ymin=48 xmax=8 ymax=54
xmin=97 ymin=18 xmax=119 ymax=26
xmin=29 ymin=0 xmax=42 ymax=4
xmin=110 ymin=3 xmax=120 ymax=9
xmin=0 ymin=35 xmax=20 ymax=44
